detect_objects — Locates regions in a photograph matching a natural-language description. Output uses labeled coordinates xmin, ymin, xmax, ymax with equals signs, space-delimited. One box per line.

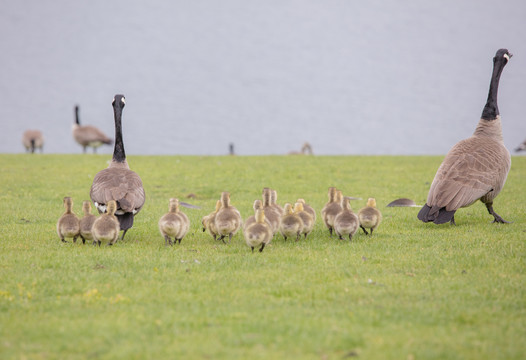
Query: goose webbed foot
xmin=486 ymin=204 xmax=511 ymax=223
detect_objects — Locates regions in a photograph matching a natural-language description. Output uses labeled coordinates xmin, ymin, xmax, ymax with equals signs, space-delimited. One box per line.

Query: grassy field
xmin=0 ymin=154 xmax=525 ymax=359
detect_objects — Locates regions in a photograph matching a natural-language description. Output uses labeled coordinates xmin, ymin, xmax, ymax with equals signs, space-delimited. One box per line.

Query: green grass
xmin=0 ymin=154 xmax=525 ymax=359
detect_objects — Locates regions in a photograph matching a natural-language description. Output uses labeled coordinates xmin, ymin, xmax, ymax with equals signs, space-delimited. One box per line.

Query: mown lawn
xmin=0 ymin=154 xmax=525 ymax=359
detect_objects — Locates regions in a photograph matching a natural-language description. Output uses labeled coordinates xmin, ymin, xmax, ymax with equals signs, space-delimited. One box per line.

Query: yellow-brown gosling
xmin=215 ymin=192 xmax=242 ymax=243
xmin=280 ymin=203 xmax=304 ymax=241
xmin=321 ymin=187 xmax=343 ymax=236
xmin=296 ymin=198 xmax=316 ymax=222
xmin=159 ymin=198 xmax=190 ymax=246
xmin=202 ymin=200 xmax=221 ymax=241
xmin=22 ymin=129 xmax=44 ymax=153
xmin=358 ymin=198 xmax=382 ymax=235
xmin=92 ymin=200 xmax=120 ymax=246
xmin=79 ymin=201 xmax=97 ymax=244
xmin=418 ymin=49 xmax=512 ymax=225
xmin=90 ymin=95 xmax=145 ymax=240
xmin=334 ymin=197 xmax=359 ymax=241
xmin=262 ymin=187 xmax=281 ymax=235
xmin=244 ymin=208 xmax=272 ymax=253
xmin=294 ymin=202 xmax=314 ymax=239
xmin=244 ymin=199 xmax=271 ymax=230
xmin=56 ymin=197 xmax=80 ymax=243
xmin=72 ymin=105 xmax=112 ymax=153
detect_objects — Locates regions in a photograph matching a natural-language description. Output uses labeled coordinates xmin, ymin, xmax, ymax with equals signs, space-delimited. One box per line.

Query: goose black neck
xmin=481 ymin=58 xmax=507 ymax=120
xmin=75 ymin=106 xmax=80 ymax=125
xmin=112 ymin=106 xmax=126 ymax=163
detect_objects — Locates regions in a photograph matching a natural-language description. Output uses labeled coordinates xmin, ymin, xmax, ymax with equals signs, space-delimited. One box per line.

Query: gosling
xmin=321 ymin=187 xmax=343 ymax=236
xmin=262 ymin=187 xmax=281 ymax=235
xmin=296 ymin=198 xmax=316 ymax=223
xmin=244 ymin=208 xmax=272 ymax=253
xmin=280 ymin=203 xmax=304 ymax=241
xmin=244 ymin=199 xmax=268 ymax=229
xmin=56 ymin=196 xmax=80 ymax=243
xmin=215 ymin=192 xmax=242 ymax=243
xmin=334 ymin=197 xmax=359 ymax=241
xmin=358 ymin=198 xmax=382 ymax=235
xmin=202 ymin=200 xmax=221 ymax=241
xmin=294 ymin=202 xmax=314 ymax=239
xmin=92 ymin=200 xmax=120 ymax=246
xmin=159 ymin=198 xmax=190 ymax=246
xmin=79 ymin=200 xmax=97 ymax=244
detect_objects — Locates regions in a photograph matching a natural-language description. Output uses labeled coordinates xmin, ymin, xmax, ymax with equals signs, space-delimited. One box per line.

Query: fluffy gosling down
xmin=214 ymin=192 xmax=242 ymax=243
xmin=79 ymin=200 xmax=97 ymax=244
xmin=57 ymin=197 xmax=80 ymax=243
xmin=321 ymin=187 xmax=343 ymax=236
xmin=358 ymin=198 xmax=382 ymax=235
xmin=202 ymin=200 xmax=221 ymax=241
xmin=92 ymin=200 xmax=120 ymax=246
xmin=334 ymin=197 xmax=359 ymax=241
xmin=159 ymin=198 xmax=190 ymax=246
xmin=294 ymin=202 xmax=314 ymax=240
xmin=280 ymin=203 xmax=304 ymax=241
xmin=244 ymin=208 xmax=272 ymax=253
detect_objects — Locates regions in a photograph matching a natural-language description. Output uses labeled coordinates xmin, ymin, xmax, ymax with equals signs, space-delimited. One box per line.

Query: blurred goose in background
xmin=72 ymin=105 xmax=112 ymax=153
xmin=358 ymin=198 xmax=382 ymax=235
xmin=159 ymin=198 xmax=190 ymax=245
xmin=22 ymin=129 xmax=44 ymax=153
xmin=515 ymin=138 xmax=526 ymax=152
xmin=56 ymin=197 xmax=80 ymax=243
xmin=92 ymin=200 xmax=120 ymax=246
xmin=90 ymin=95 xmax=145 ymax=240
xmin=418 ymin=49 xmax=512 ymax=225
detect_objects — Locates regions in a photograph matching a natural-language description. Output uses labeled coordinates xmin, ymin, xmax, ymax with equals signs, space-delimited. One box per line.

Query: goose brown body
xmin=90 ymin=95 xmax=145 ymax=240
xmin=72 ymin=105 xmax=112 ymax=153
xmin=22 ymin=130 xmax=44 ymax=153
xmin=418 ymin=49 xmax=512 ymax=225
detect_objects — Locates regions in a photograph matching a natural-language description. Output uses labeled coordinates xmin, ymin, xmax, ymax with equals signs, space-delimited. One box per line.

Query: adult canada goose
xmin=387 ymin=198 xmax=419 ymax=207
xmin=202 ymin=200 xmax=221 ymax=240
xmin=321 ymin=187 xmax=342 ymax=236
xmin=244 ymin=209 xmax=272 ymax=253
xmin=418 ymin=49 xmax=512 ymax=225
xmin=90 ymin=95 xmax=145 ymax=240
xmin=22 ymin=130 xmax=44 ymax=153
xmin=294 ymin=202 xmax=314 ymax=239
xmin=334 ymin=197 xmax=359 ymax=241
xmin=280 ymin=203 xmax=304 ymax=241
xmin=158 ymin=198 xmax=190 ymax=246
xmin=92 ymin=200 xmax=120 ymax=246
xmin=262 ymin=188 xmax=281 ymax=235
xmin=296 ymin=198 xmax=316 ymax=222
xmin=358 ymin=198 xmax=382 ymax=235
xmin=72 ymin=105 xmax=112 ymax=153
xmin=79 ymin=201 xmax=97 ymax=244
xmin=56 ymin=197 xmax=80 ymax=243
xmin=214 ymin=192 xmax=242 ymax=243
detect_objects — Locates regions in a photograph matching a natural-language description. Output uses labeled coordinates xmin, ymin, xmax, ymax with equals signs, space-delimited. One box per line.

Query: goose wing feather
xmin=90 ymin=168 xmax=145 ymax=213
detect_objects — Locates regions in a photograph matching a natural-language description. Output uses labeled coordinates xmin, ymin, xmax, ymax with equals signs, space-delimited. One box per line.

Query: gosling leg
xmin=360 ymin=225 xmax=369 ymax=235
xmin=486 ymin=203 xmax=511 ymax=223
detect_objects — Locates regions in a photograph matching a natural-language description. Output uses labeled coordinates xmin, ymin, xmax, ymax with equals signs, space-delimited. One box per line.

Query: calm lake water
xmin=1 ymin=0 xmax=525 ymax=156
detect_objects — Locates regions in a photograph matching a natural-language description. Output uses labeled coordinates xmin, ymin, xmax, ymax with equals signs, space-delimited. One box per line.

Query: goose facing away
xmin=90 ymin=95 xmax=145 ymax=240
xmin=280 ymin=203 xmax=304 ymax=241
xmin=358 ymin=198 xmax=382 ymax=235
xmin=334 ymin=197 xmax=359 ymax=241
xmin=79 ymin=201 xmax=97 ymax=244
xmin=202 ymin=200 xmax=221 ymax=240
xmin=22 ymin=130 xmax=44 ymax=153
xmin=262 ymin=188 xmax=281 ymax=235
xmin=294 ymin=202 xmax=314 ymax=239
xmin=214 ymin=192 xmax=242 ymax=243
xmin=92 ymin=200 xmax=120 ymax=246
xmin=244 ymin=208 xmax=272 ymax=253
xmin=321 ymin=187 xmax=343 ymax=236
xmin=158 ymin=198 xmax=190 ymax=246
xmin=56 ymin=197 xmax=80 ymax=243
xmin=418 ymin=49 xmax=512 ymax=225
xmin=72 ymin=105 xmax=112 ymax=153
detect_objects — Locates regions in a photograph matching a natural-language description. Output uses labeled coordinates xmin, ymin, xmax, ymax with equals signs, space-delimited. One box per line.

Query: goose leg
xmin=450 ymin=216 xmax=456 ymax=226
xmin=360 ymin=225 xmax=369 ymax=235
xmin=348 ymin=234 xmax=353 ymax=241
xmin=164 ymin=235 xmax=172 ymax=246
xmin=486 ymin=203 xmax=511 ymax=223
xmin=251 ymin=246 xmax=254 ymax=252
xmin=218 ymin=235 xmax=226 ymax=244
xmin=120 ymin=229 xmax=128 ymax=241
xmin=259 ymin=243 xmax=266 ymax=253
xmin=79 ymin=235 xmax=86 ymax=244
xmin=328 ymin=227 xmax=333 ymax=236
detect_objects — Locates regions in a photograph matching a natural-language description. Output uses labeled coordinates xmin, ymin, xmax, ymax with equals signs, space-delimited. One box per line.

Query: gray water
xmin=1 ymin=0 xmax=525 ymax=156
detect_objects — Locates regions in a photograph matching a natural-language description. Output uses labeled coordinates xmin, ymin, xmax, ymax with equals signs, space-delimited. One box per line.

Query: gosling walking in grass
xmin=294 ymin=201 xmax=314 ymax=239
xmin=262 ymin=188 xmax=281 ymax=235
xmin=215 ymin=192 xmax=242 ymax=243
xmin=321 ymin=187 xmax=343 ymax=236
xmin=79 ymin=201 xmax=97 ymax=244
xmin=57 ymin=197 xmax=80 ymax=243
xmin=159 ymin=198 xmax=190 ymax=246
xmin=202 ymin=200 xmax=221 ymax=241
xmin=358 ymin=198 xmax=382 ymax=235
xmin=334 ymin=197 xmax=359 ymax=241
xmin=92 ymin=200 xmax=120 ymax=246
xmin=280 ymin=203 xmax=304 ymax=241
xmin=296 ymin=198 xmax=316 ymax=223
xmin=244 ymin=208 xmax=272 ymax=253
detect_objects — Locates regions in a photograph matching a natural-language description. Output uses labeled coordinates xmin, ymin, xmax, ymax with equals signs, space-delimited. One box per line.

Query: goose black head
xmin=494 ymin=49 xmax=512 ymax=63
xmin=112 ymin=94 xmax=126 ymax=109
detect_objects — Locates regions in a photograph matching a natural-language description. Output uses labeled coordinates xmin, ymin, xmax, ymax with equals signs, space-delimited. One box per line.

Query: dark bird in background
xmin=90 ymin=95 xmax=145 ymax=240
xmin=418 ymin=49 xmax=512 ymax=225
xmin=22 ymin=129 xmax=44 ymax=153
xmin=72 ymin=105 xmax=112 ymax=153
